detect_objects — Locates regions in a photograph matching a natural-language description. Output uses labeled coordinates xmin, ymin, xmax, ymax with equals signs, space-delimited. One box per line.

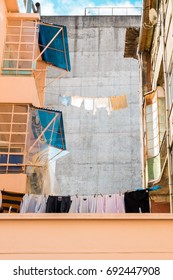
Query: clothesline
xmin=0 ymin=185 xmax=163 ymax=197
xmin=0 ymin=187 xmax=164 ymax=214
xmin=58 ymin=94 xmax=128 ymax=115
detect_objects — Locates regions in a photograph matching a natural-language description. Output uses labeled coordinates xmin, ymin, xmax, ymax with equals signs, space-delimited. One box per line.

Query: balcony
xmin=2 ymin=14 xmax=39 ymax=76
xmin=0 ymin=13 xmax=46 ymax=107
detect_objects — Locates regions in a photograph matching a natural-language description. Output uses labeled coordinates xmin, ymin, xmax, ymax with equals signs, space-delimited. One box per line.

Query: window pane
xmin=0 ymin=134 xmax=10 ymax=142
xmin=13 ymin=115 xmax=27 ymax=123
xmin=10 ymin=145 xmax=25 ymax=153
xmin=12 ymin=124 xmax=27 ymax=132
xmin=11 ymin=134 xmax=26 ymax=143
xmin=0 ymin=104 xmax=12 ymax=112
xmin=9 ymin=155 xmax=24 ymax=164
xmin=0 ymin=114 xmax=12 ymax=123
xmin=14 ymin=105 xmax=28 ymax=113
xmin=0 ymin=124 xmax=11 ymax=132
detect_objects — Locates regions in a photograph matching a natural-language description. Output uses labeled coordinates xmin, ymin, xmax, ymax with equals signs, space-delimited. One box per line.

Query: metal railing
xmin=84 ymin=6 xmax=142 ymax=16
xmin=2 ymin=19 xmax=38 ymax=75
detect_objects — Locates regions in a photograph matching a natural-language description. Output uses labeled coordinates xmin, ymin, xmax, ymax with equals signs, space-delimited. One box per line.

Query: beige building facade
xmin=135 ymin=0 xmax=173 ymax=212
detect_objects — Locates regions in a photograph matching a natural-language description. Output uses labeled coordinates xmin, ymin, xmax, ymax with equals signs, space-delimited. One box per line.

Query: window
xmin=2 ymin=19 xmax=38 ymax=75
xmin=0 ymin=104 xmax=29 ymax=173
xmin=145 ymin=87 xmax=166 ymax=182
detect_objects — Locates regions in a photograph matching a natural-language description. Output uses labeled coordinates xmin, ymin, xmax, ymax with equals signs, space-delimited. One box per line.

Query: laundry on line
xmin=58 ymin=95 xmax=128 ymax=114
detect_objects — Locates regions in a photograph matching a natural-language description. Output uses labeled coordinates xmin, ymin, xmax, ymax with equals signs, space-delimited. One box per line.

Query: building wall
xmin=42 ymin=16 xmax=141 ymax=195
xmin=1 ymin=213 xmax=173 ymax=260
xmin=137 ymin=0 xmax=173 ymax=208
xmin=0 ymin=0 xmax=7 ymax=69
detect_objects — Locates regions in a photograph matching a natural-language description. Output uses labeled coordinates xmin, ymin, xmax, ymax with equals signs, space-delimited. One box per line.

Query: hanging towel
xmin=71 ymin=96 xmax=83 ymax=108
xmin=116 ymin=194 xmax=125 ymax=213
xmin=104 ymin=194 xmax=117 ymax=213
xmin=110 ymin=95 xmax=128 ymax=110
xmin=78 ymin=196 xmax=90 ymax=213
xmin=95 ymin=195 xmax=104 ymax=213
xmin=35 ymin=195 xmax=47 ymax=213
xmin=84 ymin=98 xmax=94 ymax=111
xmin=124 ymin=190 xmax=150 ymax=213
xmin=0 ymin=191 xmax=2 ymax=208
xmin=59 ymin=95 xmax=71 ymax=106
xmin=20 ymin=194 xmax=32 ymax=213
xmin=20 ymin=194 xmax=47 ymax=213
xmin=93 ymin=97 xmax=111 ymax=115
xmin=26 ymin=195 xmax=38 ymax=212
xmin=89 ymin=195 xmax=97 ymax=213
xmin=69 ymin=195 xmax=80 ymax=213
xmin=46 ymin=196 xmax=71 ymax=213
xmin=1 ymin=190 xmax=24 ymax=213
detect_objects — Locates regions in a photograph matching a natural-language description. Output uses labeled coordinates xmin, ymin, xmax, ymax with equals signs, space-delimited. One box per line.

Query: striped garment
xmin=1 ymin=191 xmax=24 ymax=213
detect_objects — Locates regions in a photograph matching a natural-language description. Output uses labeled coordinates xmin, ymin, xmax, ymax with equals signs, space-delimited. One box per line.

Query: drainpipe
xmin=137 ymin=52 xmax=146 ymax=188
xmin=35 ymin=2 xmax=41 ymax=15
xmin=160 ymin=0 xmax=172 ymax=212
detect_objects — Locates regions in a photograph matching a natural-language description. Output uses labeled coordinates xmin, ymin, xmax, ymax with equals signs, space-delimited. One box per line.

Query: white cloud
xmin=62 ymin=1 xmax=96 ymax=16
xmin=18 ymin=0 xmax=142 ymax=16
xmin=31 ymin=0 xmax=96 ymax=15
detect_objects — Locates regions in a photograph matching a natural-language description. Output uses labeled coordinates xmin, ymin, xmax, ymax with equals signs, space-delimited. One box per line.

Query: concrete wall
xmin=42 ymin=16 xmax=142 ymax=195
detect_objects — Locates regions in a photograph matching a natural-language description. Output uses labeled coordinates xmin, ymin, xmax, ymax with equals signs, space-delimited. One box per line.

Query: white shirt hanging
xmin=95 ymin=195 xmax=104 ymax=213
xmin=71 ymin=96 xmax=83 ymax=108
xmin=116 ymin=193 xmax=125 ymax=213
xmin=104 ymin=194 xmax=117 ymax=213
xmin=69 ymin=195 xmax=80 ymax=213
xmin=84 ymin=98 xmax=94 ymax=110
xmin=78 ymin=196 xmax=90 ymax=213
xmin=93 ymin=97 xmax=111 ymax=115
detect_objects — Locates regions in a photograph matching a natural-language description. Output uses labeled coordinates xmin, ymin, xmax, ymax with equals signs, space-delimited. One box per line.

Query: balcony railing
xmin=84 ymin=6 xmax=142 ymax=16
xmin=2 ymin=18 xmax=38 ymax=76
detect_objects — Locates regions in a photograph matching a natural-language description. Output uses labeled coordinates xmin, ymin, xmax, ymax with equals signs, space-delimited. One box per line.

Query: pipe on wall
xmin=160 ymin=0 xmax=172 ymax=212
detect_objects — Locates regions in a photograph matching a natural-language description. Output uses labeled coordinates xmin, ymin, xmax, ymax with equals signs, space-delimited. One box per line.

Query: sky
xmin=18 ymin=0 xmax=142 ymax=16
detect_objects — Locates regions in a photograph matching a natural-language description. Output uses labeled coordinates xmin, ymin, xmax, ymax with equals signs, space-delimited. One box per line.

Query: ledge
xmin=7 ymin=13 xmax=40 ymax=21
xmin=0 ymin=76 xmax=40 ymax=107
xmin=0 ymin=213 xmax=173 ymax=220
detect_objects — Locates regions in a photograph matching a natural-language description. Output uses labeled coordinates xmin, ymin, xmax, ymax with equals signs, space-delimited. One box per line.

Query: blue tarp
xmin=31 ymin=107 xmax=66 ymax=151
xmin=38 ymin=23 xmax=71 ymax=71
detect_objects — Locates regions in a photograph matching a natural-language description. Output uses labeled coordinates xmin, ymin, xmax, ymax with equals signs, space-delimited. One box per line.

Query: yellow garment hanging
xmin=110 ymin=95 xmax=128 ymax=110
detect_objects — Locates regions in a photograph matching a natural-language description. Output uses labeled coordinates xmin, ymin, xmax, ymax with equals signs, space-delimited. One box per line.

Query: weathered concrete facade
xmin=43 ymin=16 xmax=142 ymax=195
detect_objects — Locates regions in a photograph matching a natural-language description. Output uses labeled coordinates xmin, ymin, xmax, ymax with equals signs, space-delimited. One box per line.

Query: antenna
xmin=149 ymin=8 xmax=158 ymax=25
